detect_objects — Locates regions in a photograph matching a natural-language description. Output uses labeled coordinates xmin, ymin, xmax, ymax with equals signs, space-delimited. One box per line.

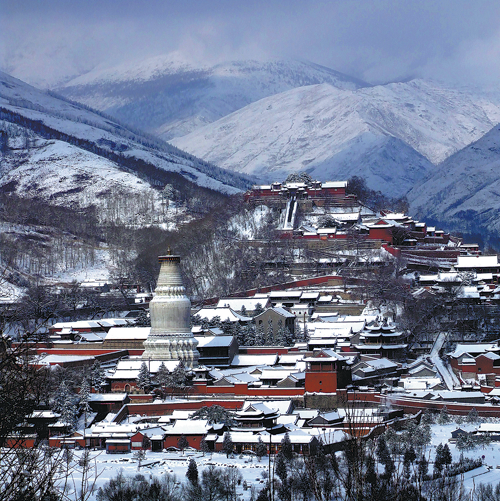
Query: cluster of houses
xmin=6 ymin=179 xmax=500 ymax=455
xmin=245 ymin=179 xmax=454 ymax=250
xmin=24 ymin=396 xmax=407 ymax=455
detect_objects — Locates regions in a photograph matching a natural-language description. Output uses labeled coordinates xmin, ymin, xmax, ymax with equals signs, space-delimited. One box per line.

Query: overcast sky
xmin=2 ymin=0 xmax=500 ymax=88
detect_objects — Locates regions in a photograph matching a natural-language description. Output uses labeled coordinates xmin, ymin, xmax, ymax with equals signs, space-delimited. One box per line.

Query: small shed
xmin=106 ymin=438 xmax=131 ymax=454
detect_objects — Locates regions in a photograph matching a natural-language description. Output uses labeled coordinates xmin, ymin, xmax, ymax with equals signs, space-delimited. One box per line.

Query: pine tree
xmin=254 ymin=303 xmax=264 ymax=316
xmin=275 ymin=452 xmax=287 ymax=483
xmin=178 ymin=435 xmax=189 ymax=452
xmin=418 ymin=455 xmax=429 ymax=480
xmin=200 ymin=436 xmax=210 ymax=456
xmin=61 ymin=390 xmax=78 ymax=432
xmin=255 ymin=323 xmax=266 ymax=346
xmin=135 ymin=309 xmax=150 ymax=327
xmin=376 ymin=435 xmax=394 ymax=479
xmin=186 ymin=458 xmax=198 ymax=485
xmin=137 ymin=362 xmax=152 ymax=392
xmin=441 ymin=443 xmax=452 ymax=467
xmin=79 ymin=379 xmax=91 ymax=429
xmin=275 ymin=320 xmax=287 ymax=346
xmin=434 ymin=443 xmax=444 ymax=474
xmin=222 ymin=432 xmax=233 ymax=458
xmin=155 ymin=362 xmax=169 ymax=390
xmin=437 ymin=405 xmax=451 ymax=424
xmin=266 ymin=318 xmax=274 ymax=345
xmin=166 ymin=361 xmax=192 ymax=397
xmin=54 ymin=380 xmax=71 ymax=414
xmin=280 ymin=432 xmax=293 ymax=461
xmin=91 ymin=361 xmax=106 ymax=393
xmin=240 ymin=305 xmax=247 ymax=316
xmin=256 ymin=436 xmax=267 ymax=461
xmin=466 ymin=407 xmax=480 ymax=424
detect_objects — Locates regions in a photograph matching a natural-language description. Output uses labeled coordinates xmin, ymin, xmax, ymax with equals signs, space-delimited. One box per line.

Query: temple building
xmin=142 ymin=252 xmax=199 ymax=367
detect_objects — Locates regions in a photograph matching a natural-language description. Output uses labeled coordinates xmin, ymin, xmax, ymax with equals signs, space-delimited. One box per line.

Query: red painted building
xmin=304 ymin=349 xmax=352 ymax=393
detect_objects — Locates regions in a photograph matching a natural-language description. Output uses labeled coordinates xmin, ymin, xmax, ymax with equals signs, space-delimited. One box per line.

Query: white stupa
xmin=142 ymin=251 xmax=199 ymax=367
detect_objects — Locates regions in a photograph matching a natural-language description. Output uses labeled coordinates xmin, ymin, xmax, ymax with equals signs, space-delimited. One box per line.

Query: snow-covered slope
xmin=0 ymin=137 xmax=158 ymax=214
xmin=0 ymin=70 xmax=250 ymax=198
xmin=171 ymin=80 xmax=500 ymax=195
xmin=407 ymin=124 xmax=500 ymax=243
xmin=55 ymin=55 xmax=369 ymax=140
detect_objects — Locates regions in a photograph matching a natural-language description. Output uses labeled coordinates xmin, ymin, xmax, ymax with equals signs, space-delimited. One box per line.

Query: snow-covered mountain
xmin=0 ymin=70 xmax=250 ymax=211
xmin=55 ymin=55 xmax=369 ymax=140
xmin=171 ymin=80 xmax=500 ymax=196
xmin=407 ymin=124 xmax=500 ymax=244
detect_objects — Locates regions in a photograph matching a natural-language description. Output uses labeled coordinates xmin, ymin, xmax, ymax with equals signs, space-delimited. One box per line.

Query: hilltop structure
xmin=142 ymin=252 xmax=199 ymax=367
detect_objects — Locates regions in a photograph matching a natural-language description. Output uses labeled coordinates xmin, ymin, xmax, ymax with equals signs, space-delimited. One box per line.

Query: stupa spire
xmin=142 ymin=252 xmax=199 ymax=367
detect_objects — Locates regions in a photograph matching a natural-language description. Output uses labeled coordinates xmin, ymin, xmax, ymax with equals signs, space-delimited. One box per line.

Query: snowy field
xmin=62 ymin=449 xmax=270 ymax=500
xmin=60 ymin=421 xmax=500 ymax=500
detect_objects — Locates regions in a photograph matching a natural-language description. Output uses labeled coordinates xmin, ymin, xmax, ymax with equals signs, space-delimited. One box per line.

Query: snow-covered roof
xmin=196 ymin=335 xmax=234 ymax=348
xmin=195 ymin=307 xmax=252 ymax=323
xmin=89 ymin=394 xmax=128 ymax=402
xmin=105 ymin=327 xmax=150 ymax=340
xmin=231 ymin=354 xmax=279 ymax=367
xmin=269 ymin=291 xmax=302 ymax=298
xmin=279 ymin=353 xmax=305 ymax=365
xmin=456 ymin=255 xmax=499 ymax=269
xmin=272 ymin=307 xmax=296 ymax=318
xmin=216 ymin=297 xmax=270 ymax=310
xmin=448 ymin=343 xmax=500 ymax=358
xmin=317 ymin=295 xmax=333 ymax=303
xmin=50 ymin=318 xmax=129 ymax=330
xmin=303 ymin=349 xmax=347 ymax=362
xmin=35 ymin=354 xmax=95 ymax=365
xmin=259 ymin=369 xmax=296 ymax=380
xmin=322 ymin=181 xmax=347 ymax=188
xmin=109 ymin=359 xmax=179 ymax=379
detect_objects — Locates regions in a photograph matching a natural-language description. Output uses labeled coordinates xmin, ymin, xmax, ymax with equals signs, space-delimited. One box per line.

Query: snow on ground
xmin=61 ymin=450 xmax=271 ymax=501
xmin=61 ymin=421 xmax=500 ymax=500
xmin=430 ymin=422 xmax=500 ymax=492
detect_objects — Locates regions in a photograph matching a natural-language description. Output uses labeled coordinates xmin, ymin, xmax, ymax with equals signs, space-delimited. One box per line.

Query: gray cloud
xmin=2 ymin=0 xmax=500 ymax=88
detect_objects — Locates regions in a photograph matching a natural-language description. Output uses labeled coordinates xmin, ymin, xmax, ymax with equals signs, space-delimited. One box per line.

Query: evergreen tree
xmin=437 ymin=405 xmax=451 ymax=424
xmin=79 ymin=378 xmax=91 ymax=429
xmin=135 ymin=309 xmax=150 ymax=327
xmin=441 ymin=443 xmax=452 ymax=467
xmin=155 ymin=362 xmax=170 ymax=390
xmin=54 ymin=380 xmax=71 ymax=414
xmin=61 ymin=390 xmax=78 ymax=432
xmin=200 ymin=436 xmax=210 ymax=456
xmin=255 ymin=323 xmax=266 ymax=346
xmin=466 ymin=407 xmax=480 ymax=424
xmin=275 ymin=452 xmax=287 ymax=483
xmin=418 ymin=455 xmax=429 ymax=480
xmin=280 ymin=433 xmax=293 ymax=461
xmin=186 ymin=458 xmax=198 ymax=485
xmin=91 ymin=361 xmax=106 ymax=393
xmin=266 ymin=318 xmax=274 ymax=345
xmin=177 ymin=435 xmax=189 ymax=452
xmin=191 ymin=405 xmax=235 ymax=425
xmin=222 ymin=432 xmax=233 ymax=458
xmin=166 ymin=361 xmax=193 ymax=397
xmin=137 ymin=362 xmax=152 ymax=392
xmin=254 ymin=303 xmax=264 ymax=316
xmin=376 ymin=435 xmax=394 ymax=479
xmin=275 ymin=320 xmax=288 ymax=346
xmin=434 ymin=443 xmax=445 ymax=474
xmin=256 ymin=436 xmax=267 ymax=461
xmin=404 ymin=446 xmax=417 ymax=468
xmin=240 ymin=305 xmax=247 ymax=316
